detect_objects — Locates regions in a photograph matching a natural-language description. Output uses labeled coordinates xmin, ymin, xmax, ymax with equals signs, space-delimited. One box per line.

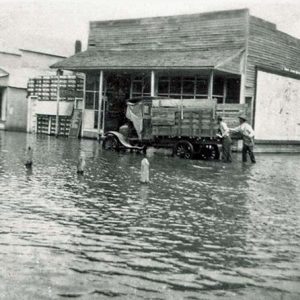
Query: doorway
xmin=105 ymin=74 xmax=131 ymax=131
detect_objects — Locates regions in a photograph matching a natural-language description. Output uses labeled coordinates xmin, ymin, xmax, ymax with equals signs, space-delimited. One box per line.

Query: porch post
xmin=81 ymin=73 xmax=86 ymax=138
xmin=97 ymin=70 xmax=104 ymax=140
xmin=55 ymin=72 xmax=60 ymax=137
xmin=208 ymin=69 xmax=214 ymax=100
xmin=151 ymin=70 xmax=155 ymax=97
xmin=239 ymin=73 xmax=246 ymax=104
xmin=223 ymin=79 xmax=227 ymax=104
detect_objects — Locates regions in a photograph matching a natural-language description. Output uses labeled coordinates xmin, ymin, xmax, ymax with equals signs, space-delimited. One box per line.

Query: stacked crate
xmin=27 ymin=75 xmax=84 ymax=136
xmin=27 ymin=75 xmax=84 ymax=101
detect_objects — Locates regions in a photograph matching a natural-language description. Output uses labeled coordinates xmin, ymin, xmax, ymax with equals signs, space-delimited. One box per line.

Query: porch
xmin=81 ymin=69 xmax=242 ymax=139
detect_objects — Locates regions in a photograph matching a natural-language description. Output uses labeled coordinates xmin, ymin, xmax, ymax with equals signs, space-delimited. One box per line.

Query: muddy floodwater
xmin=0 ymin=132 xmax=299 ymax=300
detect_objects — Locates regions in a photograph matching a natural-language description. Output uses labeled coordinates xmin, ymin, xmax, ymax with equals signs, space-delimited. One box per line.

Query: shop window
xmin=85 ymin=92 xmax=94 ymax=109
xmin=158 ymin=75 xmax=210 ymax=99
xmin=131 ymin=75 xmax=151 ymax=97
xmin=226 ymin=78 xmax=240 ymax=103
xmin=86 ymin=73 xmax=98 ymax=91
xmin=182 ymin=78 xmax=195 ymax=94
xmin=196 ymin=78 xmax=208 ymax=95
xmin=213 ymin=77 xmax=224 ymax=103
xmin=158 ymin=80 xmax=169 ymax=94
xmin=170 ymin=77 xmax=181 ymax=94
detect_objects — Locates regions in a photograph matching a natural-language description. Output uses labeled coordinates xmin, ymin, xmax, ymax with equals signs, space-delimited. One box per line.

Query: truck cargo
xmin=102 ymin=97 xmax=248 ymax=159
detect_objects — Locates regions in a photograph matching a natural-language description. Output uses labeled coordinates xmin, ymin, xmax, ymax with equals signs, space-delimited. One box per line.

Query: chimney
xmin=75 ymin=40 xmax=82 ymax=54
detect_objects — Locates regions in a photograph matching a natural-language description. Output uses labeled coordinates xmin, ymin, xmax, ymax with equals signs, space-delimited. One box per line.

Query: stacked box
xmin=27 ymin=75 xmax=84 ymax=101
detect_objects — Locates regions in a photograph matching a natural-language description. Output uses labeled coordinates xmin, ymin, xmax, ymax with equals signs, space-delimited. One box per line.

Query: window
xmin=131 ymin=75 xmax=150 ymax=97
xmin=226 ymin=78 xmax=240 ymax=103
xmin=213 ymin=77 xmax=225 ymax=104
xmin=157 ymin=75 xmax=209 ymax=99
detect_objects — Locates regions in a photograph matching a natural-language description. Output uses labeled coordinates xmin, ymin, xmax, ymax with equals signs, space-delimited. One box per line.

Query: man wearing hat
xmin=230 ymin=114 xmax=256 ymax=163
xmin=217 ymin=116 xmax=232 ymax=162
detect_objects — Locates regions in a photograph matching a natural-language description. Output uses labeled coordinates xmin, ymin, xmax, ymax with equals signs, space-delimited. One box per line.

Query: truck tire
xmin=173 ymin=140 xmax=194 ymax=159
xmin=200 ymin=144 xmax=219 ymax=160
xmin=102 ymin=135 xmax=119 ymax=151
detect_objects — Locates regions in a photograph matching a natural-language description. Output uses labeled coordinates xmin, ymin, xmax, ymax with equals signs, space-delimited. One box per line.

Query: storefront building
xmin=52 ymin=9 xmax=300 ymax=148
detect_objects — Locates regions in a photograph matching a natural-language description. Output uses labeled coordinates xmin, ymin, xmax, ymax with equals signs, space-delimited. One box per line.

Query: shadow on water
xmin=0 ymin=131 xmax=299 ymax=299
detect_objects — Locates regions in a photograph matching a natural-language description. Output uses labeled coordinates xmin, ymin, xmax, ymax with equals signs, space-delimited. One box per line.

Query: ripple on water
xmin=0 ymin=132 xmax=300 ymax=299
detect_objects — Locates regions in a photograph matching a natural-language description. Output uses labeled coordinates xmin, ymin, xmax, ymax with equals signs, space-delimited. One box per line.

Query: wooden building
xmin=52 ymin=9 xmax=300 ymax=148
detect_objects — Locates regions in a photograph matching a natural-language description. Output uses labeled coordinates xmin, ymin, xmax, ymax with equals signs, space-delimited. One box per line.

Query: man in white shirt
xmin=230 ymin=114 xmax=256 ymax=163
xmin=217 ymin=116 xmax=232 ymax=162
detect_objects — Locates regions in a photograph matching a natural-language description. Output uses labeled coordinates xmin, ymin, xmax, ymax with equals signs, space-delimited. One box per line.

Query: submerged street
xmin=0 ymin=132 xmax=299 ymax=300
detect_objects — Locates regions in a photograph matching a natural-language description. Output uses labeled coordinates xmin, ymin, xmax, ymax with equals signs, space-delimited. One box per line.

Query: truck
xmin=102 ymin=96 xmax=248 ymax=160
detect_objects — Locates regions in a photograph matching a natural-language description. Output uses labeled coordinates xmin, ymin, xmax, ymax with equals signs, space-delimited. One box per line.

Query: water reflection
xmin=0 ymin=131 xmax=299 ymax=299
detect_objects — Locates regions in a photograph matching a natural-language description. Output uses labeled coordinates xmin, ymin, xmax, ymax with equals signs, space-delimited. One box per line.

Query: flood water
xmin=0 ymin=131 xmax=299 ymax=300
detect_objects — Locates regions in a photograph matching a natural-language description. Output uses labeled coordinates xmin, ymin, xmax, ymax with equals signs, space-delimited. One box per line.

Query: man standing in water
xmin=217 ymin=116 xmax=232 ymax=163
xmin=230 ymin=114 xmax=256 ymax=163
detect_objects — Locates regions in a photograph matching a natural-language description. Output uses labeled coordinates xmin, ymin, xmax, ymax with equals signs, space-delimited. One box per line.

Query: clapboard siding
xmin=245 ymin=16 xmax=300 ymax=96
xmin=88 ymin=10 xmax=248 ymax=51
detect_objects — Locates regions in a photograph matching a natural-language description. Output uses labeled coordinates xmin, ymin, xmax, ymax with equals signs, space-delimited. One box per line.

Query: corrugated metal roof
xmin=51 ymin=48 xmax=244 ymax=73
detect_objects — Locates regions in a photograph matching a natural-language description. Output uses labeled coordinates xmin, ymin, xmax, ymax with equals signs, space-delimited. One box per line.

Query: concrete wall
xmin=5 ymin=87 xmax=27 ymax=131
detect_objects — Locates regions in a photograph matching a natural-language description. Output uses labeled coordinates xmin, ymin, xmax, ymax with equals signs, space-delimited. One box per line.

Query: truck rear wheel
xmin=102 ymin=135 xmax=119 ymax=151
xmin=173 ymin=141 xmax=194 ymax=159
xmin=200 ymin=144 xmax=219 ymax=160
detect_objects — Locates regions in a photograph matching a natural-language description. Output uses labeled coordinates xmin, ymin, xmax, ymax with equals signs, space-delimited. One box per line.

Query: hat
xmin=238 ymin=114 xmax=247 ymax=121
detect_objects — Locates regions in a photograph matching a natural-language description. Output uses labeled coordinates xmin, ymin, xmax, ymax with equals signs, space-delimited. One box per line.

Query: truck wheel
xmin=173 ymin=141 xmax=194 ymax=159
xmin=200 ymin=144 xmax=219 ymax=160
xmin=102 ymin=135 xmax=119 ymax=151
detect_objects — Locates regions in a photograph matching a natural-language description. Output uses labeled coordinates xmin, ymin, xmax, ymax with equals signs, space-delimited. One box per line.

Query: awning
xmin=51 ymin=48 xmax=245 ymax=74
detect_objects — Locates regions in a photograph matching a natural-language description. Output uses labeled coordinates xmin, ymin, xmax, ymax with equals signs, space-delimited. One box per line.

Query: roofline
xmin=0 ymin=50 xmax=21 ymax=56
xmin=51 ymin=66 xmax=215 ymax=71
xmin=19 ymin=48 xmax=67 ymax=58
xmin=89 ymin=8 xmax=249 ymax=26
xmin=50 ymin=66 xmax=240 ymax=75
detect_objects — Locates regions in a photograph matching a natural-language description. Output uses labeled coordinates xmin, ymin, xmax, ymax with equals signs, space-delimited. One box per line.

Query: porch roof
xmin=51 ymin=48 xmax=244 ymax=74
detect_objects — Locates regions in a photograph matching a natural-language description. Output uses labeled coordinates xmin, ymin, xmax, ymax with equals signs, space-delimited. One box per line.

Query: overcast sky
xmin=0 ymin=0 xmax=299 ymax=56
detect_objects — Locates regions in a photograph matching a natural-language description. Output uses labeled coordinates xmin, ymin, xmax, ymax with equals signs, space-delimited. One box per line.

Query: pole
xmin=150 ymin=70 xmax=155 ymax=97
xmin=81 ymin=73 xmax=86 ymax=138
xmin=208 ymin=69 xmax=214 ymax=101
xmin=55 ymin=72 xmax=60 ymax=137
xmin=97 ymin=70 xmax=104 ymax=140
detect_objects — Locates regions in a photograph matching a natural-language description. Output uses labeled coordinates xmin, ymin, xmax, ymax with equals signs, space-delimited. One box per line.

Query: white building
xmin=0 ymin=44 xmax=66 ymax=131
